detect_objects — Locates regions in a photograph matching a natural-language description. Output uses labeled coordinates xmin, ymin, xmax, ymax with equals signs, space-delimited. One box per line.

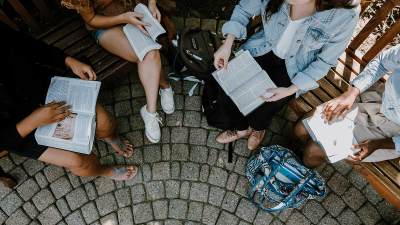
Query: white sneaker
xmin=159 ymin=87 xmax=175 ymax=114
xmin=140 ymin=105 xmax=162 ymax=143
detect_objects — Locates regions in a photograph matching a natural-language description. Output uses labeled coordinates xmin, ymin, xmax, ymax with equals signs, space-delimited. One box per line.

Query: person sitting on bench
xmin=294 ymin=45 xmax=400 ymax=168
xmin=0 ymin=22 xmax=137 ymax=180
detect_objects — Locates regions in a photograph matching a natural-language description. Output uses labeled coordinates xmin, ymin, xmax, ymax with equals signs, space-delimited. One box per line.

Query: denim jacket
xmin=222 ymin=0 xmax=360 ymax=95
xmin=352 ymin=45 xmax=400 ymax=152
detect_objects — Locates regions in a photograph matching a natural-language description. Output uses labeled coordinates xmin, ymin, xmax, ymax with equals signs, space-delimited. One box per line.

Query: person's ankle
xmin=160 ymin=83 xmax=171 ymax=89
xmin=145 ymin=105 xmax=156 ymax=114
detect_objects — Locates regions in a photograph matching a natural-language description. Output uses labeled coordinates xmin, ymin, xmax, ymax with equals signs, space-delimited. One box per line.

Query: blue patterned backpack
xmin=245 ymin=145 xmax=326 ymax=212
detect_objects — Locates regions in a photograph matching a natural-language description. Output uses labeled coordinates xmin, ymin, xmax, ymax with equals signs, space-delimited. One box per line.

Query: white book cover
xmin=34 ymin=76 xmax=101 ymax=154
xmin=302 ymin=106 xmax=360 ymax=163
xmin=212 ymin=50 xmax=277 ymax=115
xmin=122 ymin=3 xmax=166 ymax=61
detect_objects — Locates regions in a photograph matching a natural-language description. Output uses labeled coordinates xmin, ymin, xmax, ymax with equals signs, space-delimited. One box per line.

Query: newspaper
xmin=35 ymin=76 xmax=101 ymax=154
xmin=123 ymin=3 xmax=166 ymax=61
xmin=302 ymin=106 xmax=360 ymax=163
xmin=212 ymin=50 xmax=277 ymax=115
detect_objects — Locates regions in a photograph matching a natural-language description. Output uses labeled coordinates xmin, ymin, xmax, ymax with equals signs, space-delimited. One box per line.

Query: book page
xmin=134 ymin=3 xmax=166 ymax=41
xmin=123 ymin=24 xmax=162 ymax=61
xmin=231 ymin=70 xmax=277 ymax=115
xmin=212 ymin=50 xmax=262 ymax=94
xmin=45 ymin=77 xmax=100 ymax=114
xmin=302 ymin=106 xmax=359 ymax=163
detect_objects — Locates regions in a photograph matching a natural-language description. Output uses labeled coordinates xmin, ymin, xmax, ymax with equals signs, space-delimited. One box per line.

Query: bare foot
xmin=104 ymin=138 xmax=134 ymax=158
xmin=109 ymin=165 xmax=138 ymax=180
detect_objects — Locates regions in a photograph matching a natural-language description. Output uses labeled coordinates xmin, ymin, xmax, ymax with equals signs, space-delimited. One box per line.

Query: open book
xmin=212 ymin=50 xmax=277 ymax=116
xmin=302 ymin=106 xmax=360 ymax=163
xmin=123 ymin=3 xmax=166 ymax=61
xmin=35 ymin=76 xmax=101 ymax=154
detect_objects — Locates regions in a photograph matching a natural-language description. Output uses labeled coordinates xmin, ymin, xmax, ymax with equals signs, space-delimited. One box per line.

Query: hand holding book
xmin=122 ymin=11 xmax=150 ymax=35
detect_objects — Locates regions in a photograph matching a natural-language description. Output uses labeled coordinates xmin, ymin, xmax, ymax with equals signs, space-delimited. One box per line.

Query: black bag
xmin=176 ymin=27 xmax=221 ymax=80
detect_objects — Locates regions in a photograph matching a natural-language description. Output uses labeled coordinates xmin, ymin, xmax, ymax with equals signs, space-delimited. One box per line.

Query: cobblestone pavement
xmin=0 ymin=70 xmax=399 ymax=225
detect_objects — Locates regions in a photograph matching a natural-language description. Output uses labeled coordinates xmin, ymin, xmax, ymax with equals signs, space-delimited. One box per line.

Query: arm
xmin=291 ymin=12 xmax=359 ymax=94
xmin=221 ymin=0 xmax=263 ymax=41
xmin=352 ymin=45 xmax=400 ymax=92
xmin=351 ymin=138 xmax=396 ymax=161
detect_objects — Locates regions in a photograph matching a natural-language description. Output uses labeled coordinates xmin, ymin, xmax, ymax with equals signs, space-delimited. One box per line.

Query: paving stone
xmin=226 ymin=173 xmax=239 ymax=191
xmin=117 ymin=207 xmax=133 ymax=225
xmin=234 ymin=157 xmax=247 ymax=175
xmin=254 ymin=210 xmax=274 ymax=225
xmin=234 ymin=140 xmax=250 ymax=157
xmin=217 ymin=211 xmax=239 ymax=225
xmin=184 ymin=111 xmax=202 ymax=127
xmin=167 ymin=111 xmax=183 ymax=127
xmin=5 ymin=209 xmax=30 ymax=225
xmin=0 ymin=156 xmax=15 ymax=172
xmin=50 ymin=177 xmax=72 ymax=199
xmin=189 ymin=129 xmax=208 ymax=145
xmin=37 ymin=205 xmax=62 ymax=225
xmin=185 ymin=96 xmax=202 ymax=111
xmin=146 ymin=181 xmax=165 ymax=200
xmin=357 ymin=202 xmax=381 ymax=225
xmin=152 ymin=162 xmax=171 ymax=180
xmin=209 ymin=186 xmax=225 ymax=206
xmin=126 ymin=131 xmax=144 ymax=150
xmin=188 ymin=202 xmax=203 ymax=221
xmin=17 ymin=178 xmax=40 ymax=201
xmin=165 ymin=219 xmax=184 ymax=225
xmin=337 ymin=208 xmax=362 ymax=225
xmin=131 ymin=184 xmax=146 ymax=204
xmin=22 ymin=202 xmax=38 ymax=219
xmin=348 ymin=170 xmax=368 ymax=190
xmin=302 ymin=200 xmax=326 ymax=224
xmin=171 ymin=162 xmax=181 ymax=179
xmin=9 ymin=167 xmax=28 ymax=183
xmin=43 ymin=165 xmax=65 ymax=183
xmin=207 ymin=148 xmax=218 ymax=165
xmin=235 ymin=176 xmax=250 ymax=197
xmin=32 ymin=189 xmax=55 ymax=211
xmin=332 ymin=161 xmax=352 ymax=176
xmin=67 ymin=173 xmax=81 ymax=188
xmin=114 ymin=188 xmax=131 ymax=208
xmin=171 ymin=127 xmax=189 ymax=143
xmin=96 ymin=193 xmax=118 ymax=216
xmin=153 ymin=200 xmax=168 ymax=220
xmin=142 ymin=164 xmax=152 ymax=182
xmin=94 ymin=177 xmax=116 ymax=195
xmin=65 ymin=187 xmax=88 ymax=211
xmin=327 ymin=172 xmax=350 ymax=195
xmin=235 ymin=198 xmax=258 ymax=223
xmin=65 ymin=210 xmax=85 ymax=225
xmin=169 ymin=199 xmax=188 ymax=219
xmin=342 ymin=187 xmax=366 ymax=210
xmin=189 ymin=182 xmax=209 ymax=202
xmin=181 ymin=162 xmax=200 ymax=181
xmin=171 ymin=144 xmax=189 ymax=160
xmin=23 ymin=159 xmax=44 ymax=176
xmin=84 ymin=182 xmax=97 ymax=201
xmin=180 ymin=181 xmax=190 ymax=199
xmin=322 ymin=193 xmax=346 ymax=217
xmin=364 ymin=185 xmax=383 ymax=205
xmin=208 ymin=167 xmax=228 ymax=187
xmin=202 ymin=204 xmax=220 ymax=225
xmin=207 ymin=131 xmax=224 ymax=149
xmin=81 ymin=202 xmax=100 ymax=224
xmin=278 ymin=208 xmax=293 ymax=222
xmin=320 ymin=165 xmax=335 ymax=180
xmin=238 ymin=221 xmax=251 ymax=225
xmin=144 ymin=145 xmax=162 ymax=163
xmin=130 ymin=113 xmax=145 ymax=130
xmin=132 ymin=202 xmax=154 ymax=223
xmin=199 ymin=164 xmax=210 ymax=182
xmin=190 ymin=146 xmax=208 ymax=163
xmin=222 ymin=191 xmax=240 ymax=213
xmin=166 ymin=180 xmax=180 ymax=198
xmin=56 ymin=198 xmax=71 ymax=217
xmin=318 ymin=214 xmax=340 ymax=225
xmin=376 ymin=200 xmax=400 ymax=223
xmin=286 ymin=211 xmax=311 ymax=225
xmin=114 ymin=100 xmax=131 ymax=117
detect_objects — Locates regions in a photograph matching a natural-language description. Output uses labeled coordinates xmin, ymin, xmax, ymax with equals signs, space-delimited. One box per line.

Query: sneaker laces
xmin=153 ymin=112 xmax=163 ymax=126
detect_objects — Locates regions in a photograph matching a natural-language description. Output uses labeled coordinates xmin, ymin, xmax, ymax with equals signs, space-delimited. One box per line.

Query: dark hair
xmin=265 ymin=0 xmax=358 ymax=18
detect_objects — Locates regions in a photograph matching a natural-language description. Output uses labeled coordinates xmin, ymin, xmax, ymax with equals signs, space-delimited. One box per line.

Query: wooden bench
xmin=287 ymin=1 xmax=400 ymax=208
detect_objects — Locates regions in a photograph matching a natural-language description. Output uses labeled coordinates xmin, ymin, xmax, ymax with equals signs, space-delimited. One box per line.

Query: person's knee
xmin=294 ymin=121 xmax=309 ymax=142
xmin=143 ymin=50 xmax=160 ymax=62
xmin=302 ymin=141 xmax=326 ymax=168
xmin=67 ymin=154 xmax=93 ymax=171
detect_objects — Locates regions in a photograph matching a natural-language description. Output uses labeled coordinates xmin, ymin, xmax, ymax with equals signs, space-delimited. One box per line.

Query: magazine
xmin=35 ymin=76 xmax=101 ymax=154
xmin=123 ymin=3 xmax=166 ymax=61
xmin=302 ymin=106 xmax=360 ymax=163
xmin=211 ymin=50 xmax=277 ymax=116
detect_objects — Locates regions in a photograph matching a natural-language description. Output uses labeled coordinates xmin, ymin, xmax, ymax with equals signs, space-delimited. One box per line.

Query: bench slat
xmin=375 ymin=161 xmax=400 ymax=187
xmin=52 ymin=27 xmax=89 ymax=50
xmin=41 ymin=19 xmax=83 ymax=45
xmin=8 ymin=0 xmax=40 ymax=31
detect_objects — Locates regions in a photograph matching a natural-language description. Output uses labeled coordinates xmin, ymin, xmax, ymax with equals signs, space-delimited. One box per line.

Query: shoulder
xmin=61 ymin=0 xmax=94 ymax=13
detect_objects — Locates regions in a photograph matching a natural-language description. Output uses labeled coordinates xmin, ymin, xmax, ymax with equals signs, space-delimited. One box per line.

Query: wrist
xmin=65 ymin=56 xmax=73 ymax=68
xmin=288 ymin=84 xmax=299 ymax=94
xmin=347 ymin=86 xmax=361 ymax=98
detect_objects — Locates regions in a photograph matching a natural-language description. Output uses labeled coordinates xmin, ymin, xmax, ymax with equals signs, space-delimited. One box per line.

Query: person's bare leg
xmin=159 ymin=68 xmax=170 ymax=89
xmin=294 ymin=109 xmax=316 ymax=144
xmin=302 ymin=140 xmax=326 ymax=168
xmin=38 ymin=148 xmax=136 ymax=180
xmin=95 ymin=105 xmax=133 ymax=157
xmin=98 ymin=26 xmax=160 ymax=113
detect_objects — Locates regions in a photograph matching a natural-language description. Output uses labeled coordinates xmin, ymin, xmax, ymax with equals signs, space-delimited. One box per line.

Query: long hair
xmin=265 ymin=0 xmax=358 ymax=18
